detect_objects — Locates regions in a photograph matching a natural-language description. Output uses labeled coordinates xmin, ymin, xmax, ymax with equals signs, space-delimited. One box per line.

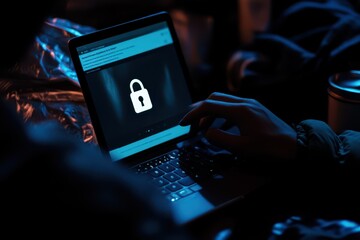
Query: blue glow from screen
xmin=109 ymin=125 xmax=190 ymax=160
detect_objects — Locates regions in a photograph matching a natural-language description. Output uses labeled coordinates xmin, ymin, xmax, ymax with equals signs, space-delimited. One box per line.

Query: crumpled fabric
xmin=226 ymin=0 xmax=360 ymax=124
xmin=269 ymin=216 xmax=360 ymax=240
xmin=0 ymin=17 xmax=97 ymax=143
xmin=15 ymin=17 xmax=96 ymax=83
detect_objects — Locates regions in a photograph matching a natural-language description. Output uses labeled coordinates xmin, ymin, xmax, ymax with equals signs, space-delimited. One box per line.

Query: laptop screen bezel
xmin=68 ymin=11 xmax=198 ymax=166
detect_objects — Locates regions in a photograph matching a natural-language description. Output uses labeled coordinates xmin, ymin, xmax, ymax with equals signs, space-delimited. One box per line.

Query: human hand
xmin=179 ymin=92 xmax=297 ymax=160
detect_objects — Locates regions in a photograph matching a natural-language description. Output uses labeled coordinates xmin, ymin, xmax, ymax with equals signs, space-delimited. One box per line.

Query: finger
xmin=179 ymin=99 xmax=240 ymax=126
xmin=199 ymin=116 xmax=216 ymax=129
xmin=180 ymin=102 xmax=202 ymax=126
xmin=182 ymin=101 xmax=201 ymax=114
xmin=219 ymin=119 xmax=236 ymax=131
xmin=205 ymin=128 xmax=250 ymax=155
xmin=207 ymin=92 xmax=250 ymax=103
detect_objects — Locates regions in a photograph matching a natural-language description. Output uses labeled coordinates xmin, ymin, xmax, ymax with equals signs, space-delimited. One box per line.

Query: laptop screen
xmin=75 ymin=21 xmax=192 ymax=161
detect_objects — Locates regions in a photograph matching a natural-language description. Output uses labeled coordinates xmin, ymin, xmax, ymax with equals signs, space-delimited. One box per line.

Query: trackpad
xmin=171 ymin=192 xmax=215 ymax=225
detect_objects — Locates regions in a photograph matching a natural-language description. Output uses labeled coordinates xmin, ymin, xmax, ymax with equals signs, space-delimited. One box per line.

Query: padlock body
xmin=130 ymin=88 xmax=153 ymax=113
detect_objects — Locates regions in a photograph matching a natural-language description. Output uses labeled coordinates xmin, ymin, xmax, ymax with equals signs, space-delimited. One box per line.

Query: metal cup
xmin=328 ymin=70 xmax=360 ymax=133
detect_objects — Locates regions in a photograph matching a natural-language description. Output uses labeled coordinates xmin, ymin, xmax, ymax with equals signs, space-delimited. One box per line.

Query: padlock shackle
xmin=130 ymin=79 xmax=145 ymax=93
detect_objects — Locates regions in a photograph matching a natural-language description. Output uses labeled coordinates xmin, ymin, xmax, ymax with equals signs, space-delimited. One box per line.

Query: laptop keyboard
xmin=134 ymin=147 xmax=223 ymax=202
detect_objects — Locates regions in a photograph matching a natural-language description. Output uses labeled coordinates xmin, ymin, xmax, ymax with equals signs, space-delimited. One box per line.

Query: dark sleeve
xmin=296 ymin=119 xmax=360 ymax=171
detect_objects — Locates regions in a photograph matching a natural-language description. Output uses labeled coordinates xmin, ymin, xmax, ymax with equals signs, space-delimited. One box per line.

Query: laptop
xmin=68 ymin=11 xmax=268 ymax=225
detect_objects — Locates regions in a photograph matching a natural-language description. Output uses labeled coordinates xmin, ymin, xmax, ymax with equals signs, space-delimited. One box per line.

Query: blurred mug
xmin=238 ymin=0 xmax=271 ymax=45
xmin=328 ymin=70 xmax=360 ymax=133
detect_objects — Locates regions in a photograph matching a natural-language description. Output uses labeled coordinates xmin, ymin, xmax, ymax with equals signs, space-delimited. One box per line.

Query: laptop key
xmin=169 ymin=149 xmax=180 ymax=158
xmin=160 ymin=188 xmax=170 ymax=195
xmin=174 ymin=169 xmax=187 ymax=178
xmin=147 ymin=168 xmax=165 ymax=177
xmin=190 ymin=184 xmax=203 ymax=192
xmin=177 ymin=188 xmax=193 ymax=197
xmin=166 ymin=193 xmax=180 ymax=202
xmin=166 ymin=183 xmax=183 ymax=192
xmin=136 ymin=164 xmax=149 ymax=172
xmin=163 ymin=173 xmax=180 ymax=182
xmin=158 ymin=163 xmax=175 ymax=173
xmin=178 ymin=176 xmax=195 ymax=186
xmin=152 ymin=178 xmax=169 ymax=187
xmin=169 ymin=159 xmax=180 ymax=168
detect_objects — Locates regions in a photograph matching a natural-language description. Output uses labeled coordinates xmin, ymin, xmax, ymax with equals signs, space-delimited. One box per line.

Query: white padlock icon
xmin=130 ymin=79 xmax=153 ymax=113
